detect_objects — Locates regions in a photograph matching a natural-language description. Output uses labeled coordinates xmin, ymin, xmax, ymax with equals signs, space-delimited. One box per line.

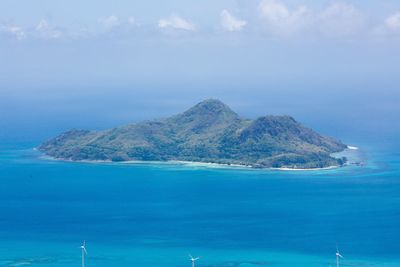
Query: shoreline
xmin=40 ymin=155 xmax=253 ymax=169
xmin=39 ymin=150 xmax=357 ymax=172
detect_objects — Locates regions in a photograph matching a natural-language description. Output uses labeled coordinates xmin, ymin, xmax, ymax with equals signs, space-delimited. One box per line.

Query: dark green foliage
xmin=39 ymin=99 xmax=347 ymax=169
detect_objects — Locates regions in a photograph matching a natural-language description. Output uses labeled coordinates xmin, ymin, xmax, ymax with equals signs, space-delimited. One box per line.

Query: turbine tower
xmin=189 ymin=254 xmax=200 ymax=267
xmin=80 ymin=241 xmax=88 ymax=267
xmin=335 ymin=246 xmax=344 ymax=267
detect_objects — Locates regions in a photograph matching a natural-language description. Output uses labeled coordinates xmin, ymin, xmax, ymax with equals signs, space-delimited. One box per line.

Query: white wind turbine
xmin=189 ymin=254 xmax=200 ymax=267
xmin=335 ymin=246 xmax=344 ymax=267
xmin=80 ymin=240 xmax=88 ymax=267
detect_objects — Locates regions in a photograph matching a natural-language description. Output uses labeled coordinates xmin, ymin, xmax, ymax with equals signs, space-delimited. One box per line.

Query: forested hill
xmin=39 ymin=99 xmax=347 ymax=169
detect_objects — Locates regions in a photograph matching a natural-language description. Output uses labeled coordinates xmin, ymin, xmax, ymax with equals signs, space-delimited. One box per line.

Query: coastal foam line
xmin=347 ymin=145 xmax=359 ymax=150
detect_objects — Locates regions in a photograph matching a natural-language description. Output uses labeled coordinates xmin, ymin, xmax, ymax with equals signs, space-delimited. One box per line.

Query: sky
xmin=0 ymin=0 xmax=399 ymax=145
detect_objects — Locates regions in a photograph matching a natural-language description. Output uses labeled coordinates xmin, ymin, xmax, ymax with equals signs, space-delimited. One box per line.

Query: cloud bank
xmin=1 ymin=1 xmax=400 ymax=42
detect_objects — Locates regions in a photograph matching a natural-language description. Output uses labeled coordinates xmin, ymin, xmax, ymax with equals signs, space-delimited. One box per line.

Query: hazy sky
xmin=0 ymin=0 xmax=399 ymax=144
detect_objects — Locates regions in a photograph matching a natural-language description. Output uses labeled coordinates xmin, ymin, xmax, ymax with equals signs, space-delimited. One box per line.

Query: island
xmin=39 ymin=99 xmax=347 ymax=169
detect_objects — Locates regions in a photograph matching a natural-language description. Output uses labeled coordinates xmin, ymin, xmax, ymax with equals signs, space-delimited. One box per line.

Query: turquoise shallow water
xmin=0 ymin=143 xmax=400 ymax=267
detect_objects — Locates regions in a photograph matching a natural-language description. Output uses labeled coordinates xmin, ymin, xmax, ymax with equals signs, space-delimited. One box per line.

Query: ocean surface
xmin=1 ymin=141 xmax=400 ymax=267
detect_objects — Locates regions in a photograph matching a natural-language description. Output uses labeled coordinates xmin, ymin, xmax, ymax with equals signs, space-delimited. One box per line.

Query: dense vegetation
xmin=39 ymin=99 xmax=347 ymax=169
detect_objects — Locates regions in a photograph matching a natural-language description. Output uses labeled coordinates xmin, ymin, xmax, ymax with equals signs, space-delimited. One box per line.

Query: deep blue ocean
xmin=1 ymin=141 xmax=400 ymax=267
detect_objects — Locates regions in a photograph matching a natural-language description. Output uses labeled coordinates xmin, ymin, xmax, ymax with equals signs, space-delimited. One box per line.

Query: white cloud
xmin=372 ymin=11 xmax=400 ymax=38
xmin=99 ymin=15 xmax=120 ymax=30
xmin=259 ymin=0 xmax=290 ymax=22
xmin=317 ymin=2 xmax=364 ymax=37
xmin=35 ymin=19 xmax=63 ymax=39
xmin=0 ymin=24 xmax=25 ymax=40
xmin=220 ymin=9 xmax=247 ymax=32
xmin=385 ymin=12 xmax=400 ymax=30
xmin=258 ymin=0 xmax=311 ymax=36
xmin=128 ymin=16 xmax=136 ymax=26
xmin=158 ymin=15 xmax=195 ymax=31
xmin=36 ymin=19 xmax=49 ymax=31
